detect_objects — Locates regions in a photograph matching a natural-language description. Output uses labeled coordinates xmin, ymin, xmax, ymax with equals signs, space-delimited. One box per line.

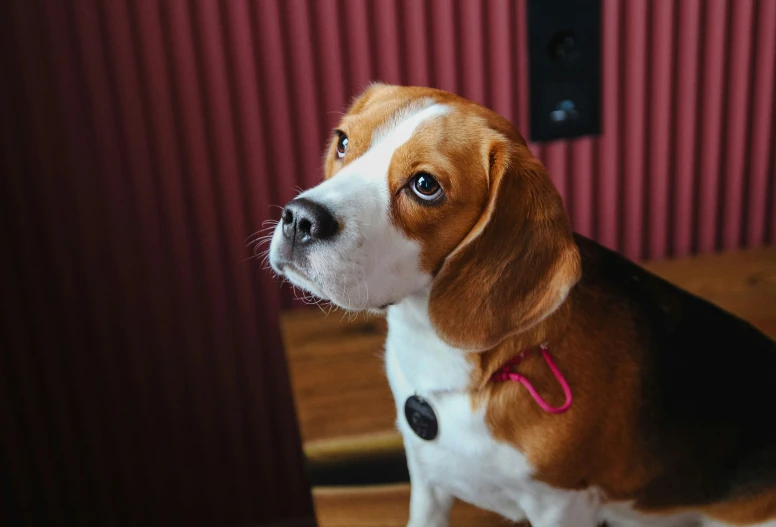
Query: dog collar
xmin=490 ymin=343 xmax=573 ymax=414
xmin=404 ymin=343 xmax=573 ymax=441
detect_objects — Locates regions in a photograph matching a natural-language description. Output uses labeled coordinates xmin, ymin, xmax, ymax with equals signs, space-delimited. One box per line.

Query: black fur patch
xmin=574 ymin=234 xmax=776 ymax=509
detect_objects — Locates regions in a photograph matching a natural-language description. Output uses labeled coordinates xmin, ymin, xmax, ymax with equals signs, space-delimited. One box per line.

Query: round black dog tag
xmin=404 ymin=395 xmax=438 ymax=440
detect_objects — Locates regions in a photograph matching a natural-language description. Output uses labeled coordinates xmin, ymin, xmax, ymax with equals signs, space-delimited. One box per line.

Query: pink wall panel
xmin=673 ymin=0 xmax=703 ymax=257
xmin=748 ymin=0 xmax=776 ymax=248
xmin=647 ymin=0 xmax=675 ymax=259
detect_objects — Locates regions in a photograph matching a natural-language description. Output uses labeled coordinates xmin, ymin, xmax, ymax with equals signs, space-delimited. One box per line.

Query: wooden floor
xmin=280 ymin=246 xmax=776 ymax=527
xmin=313 ymin=484 xmax=518 ymax=527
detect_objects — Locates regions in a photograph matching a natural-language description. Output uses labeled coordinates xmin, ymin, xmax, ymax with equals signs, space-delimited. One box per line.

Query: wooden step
xmin=314 ymin=484 xmax=518 ymax=527
xmin=279 ymin=310 xmax=395 ymax=449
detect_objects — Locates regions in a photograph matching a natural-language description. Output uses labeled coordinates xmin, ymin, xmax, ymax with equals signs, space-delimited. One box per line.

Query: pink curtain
xmin=0 ymin=1 xmax=314 ymax=524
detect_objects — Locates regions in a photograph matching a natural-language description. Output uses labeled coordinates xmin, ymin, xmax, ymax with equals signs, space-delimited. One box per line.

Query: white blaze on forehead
xmin=300 ymin=102 xmax=450 ymax=206
xmin=370 ymin=98 xmax=449 ymax=147
xmin=352 ymin=102 xmax=450 ymax=184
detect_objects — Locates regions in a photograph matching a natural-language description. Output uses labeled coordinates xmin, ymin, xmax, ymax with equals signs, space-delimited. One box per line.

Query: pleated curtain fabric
xmin=0 ymin=1 xmax=315 ymax=525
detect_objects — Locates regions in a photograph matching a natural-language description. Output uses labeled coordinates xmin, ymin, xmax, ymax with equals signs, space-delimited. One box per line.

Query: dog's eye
xmin=335 ymin=130 xmax=348 ymax=159
xmin=411 ymin=173 xmax=442 ymax=201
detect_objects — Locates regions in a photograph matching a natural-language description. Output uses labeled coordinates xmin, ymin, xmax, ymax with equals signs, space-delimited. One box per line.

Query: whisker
xmin=247 ymin=235 xmax=276 ymax=249
xmin=357 ymin=264 xmax=369 ymax=310
xmin=247 ymin=223 xmax=277 ymax=234
xmin=241 ymin=245 xmax=271 ymax=262
xmin=251 ymin=234 xmax=276 ymax=245
xmin=245 ymin=225 xmax=278 ymax=245
xmin=242 ymin=241 xmax=272 ymax=260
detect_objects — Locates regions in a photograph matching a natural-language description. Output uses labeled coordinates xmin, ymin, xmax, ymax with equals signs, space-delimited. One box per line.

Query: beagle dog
xmin=268 ymin=84 xmax=776 ymax=527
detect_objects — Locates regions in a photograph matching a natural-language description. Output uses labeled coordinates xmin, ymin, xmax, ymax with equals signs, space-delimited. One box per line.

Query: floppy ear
xmin=429 ymin=137 xmax=581 ymax=351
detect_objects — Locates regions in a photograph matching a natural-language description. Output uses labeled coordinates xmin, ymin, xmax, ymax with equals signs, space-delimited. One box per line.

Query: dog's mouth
xmin=281 ymin=263 xmax=397 ymax=312
xmin=281 ymin=265 xmax=329 ymax=301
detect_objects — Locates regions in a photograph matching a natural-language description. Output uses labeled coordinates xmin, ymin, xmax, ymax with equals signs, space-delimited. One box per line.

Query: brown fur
xmin=428 ymin=139 xmax=581 ymax=351
xmin=479 ymin=283 xmax=659 ymax=499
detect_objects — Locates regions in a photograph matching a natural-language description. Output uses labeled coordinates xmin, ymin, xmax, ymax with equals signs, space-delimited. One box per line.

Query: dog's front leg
xmin=520 ymin=486 xmax=599 ymax=527
xmin=407 ymin=482 xmax=453 ymax=527
xmin=405 ymin=447 xmax=453 ymax=527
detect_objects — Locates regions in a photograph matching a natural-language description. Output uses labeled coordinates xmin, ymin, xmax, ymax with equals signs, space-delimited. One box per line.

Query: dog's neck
xmin=386 ymin=287 xmax=474 ymax=393
xmin=386 ymin=286 xmax=575 ymax=393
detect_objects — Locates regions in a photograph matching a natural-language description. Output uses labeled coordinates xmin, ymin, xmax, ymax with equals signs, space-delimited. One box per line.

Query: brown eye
xmin=411 ymin=172 xmax=442 ymax=201
xmin=335 ymin=131 xmax=348 ymax=158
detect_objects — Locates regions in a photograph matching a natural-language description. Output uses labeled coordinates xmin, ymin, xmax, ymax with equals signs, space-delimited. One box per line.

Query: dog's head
xmin=269 ymin=84 xmax=581 ymax=350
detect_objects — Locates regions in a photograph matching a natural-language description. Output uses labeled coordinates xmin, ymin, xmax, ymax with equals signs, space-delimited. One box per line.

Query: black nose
xmin=281 ymin=198 xmax=338 ymax=243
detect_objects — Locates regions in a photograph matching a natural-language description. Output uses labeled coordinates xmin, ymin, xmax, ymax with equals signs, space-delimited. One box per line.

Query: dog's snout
xmin=281 ymin=198 xmax=338 ymax=244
